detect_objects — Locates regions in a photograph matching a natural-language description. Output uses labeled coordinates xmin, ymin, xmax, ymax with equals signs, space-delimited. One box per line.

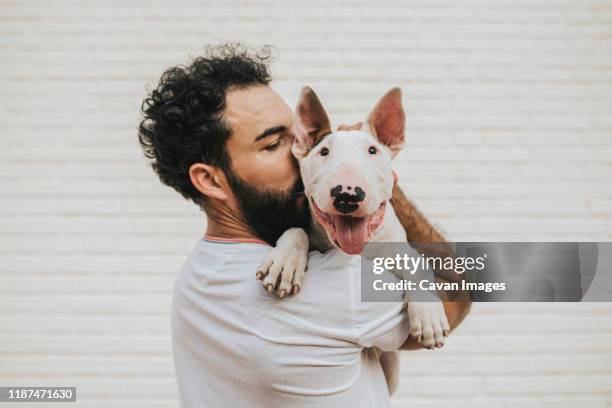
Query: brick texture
xmin=1 ymin=1 xmax=611 ymax=407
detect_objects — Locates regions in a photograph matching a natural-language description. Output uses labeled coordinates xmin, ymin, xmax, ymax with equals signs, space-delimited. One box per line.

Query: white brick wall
xmin=1 ymin=0 xmax=611 ymax=407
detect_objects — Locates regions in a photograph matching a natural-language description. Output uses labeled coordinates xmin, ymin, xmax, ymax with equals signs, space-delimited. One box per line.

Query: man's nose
xmin=331 ymin=185 xmax=366 ymax=214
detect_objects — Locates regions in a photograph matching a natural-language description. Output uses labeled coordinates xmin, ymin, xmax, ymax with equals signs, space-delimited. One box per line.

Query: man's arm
xmin=390 ymin=184 xmax=472 ymax=350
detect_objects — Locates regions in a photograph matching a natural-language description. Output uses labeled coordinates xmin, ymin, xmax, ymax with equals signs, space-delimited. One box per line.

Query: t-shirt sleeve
xmin=352 ymin=270 xmax=411 ymax=351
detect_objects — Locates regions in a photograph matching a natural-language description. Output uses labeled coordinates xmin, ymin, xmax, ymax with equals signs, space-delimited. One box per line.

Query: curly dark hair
xmin=138 ymin=43 xmax=273 ymax=207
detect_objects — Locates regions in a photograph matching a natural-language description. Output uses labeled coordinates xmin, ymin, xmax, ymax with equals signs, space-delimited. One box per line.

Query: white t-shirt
xmin=171 ymin=237 xmax=410 ymax=408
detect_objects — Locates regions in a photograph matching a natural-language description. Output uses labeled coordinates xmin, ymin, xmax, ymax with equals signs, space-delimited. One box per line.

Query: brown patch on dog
xmin=336 ymin=121 xmax=363 ymax=131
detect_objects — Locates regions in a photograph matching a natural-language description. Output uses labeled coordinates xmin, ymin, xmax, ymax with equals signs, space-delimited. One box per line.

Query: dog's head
xmin=292 ymin=86 xmax=406 ymax=254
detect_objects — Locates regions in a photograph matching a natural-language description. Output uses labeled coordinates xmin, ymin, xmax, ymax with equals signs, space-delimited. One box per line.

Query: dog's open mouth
xmin=311 ymin=199 xmax=386 ymax=255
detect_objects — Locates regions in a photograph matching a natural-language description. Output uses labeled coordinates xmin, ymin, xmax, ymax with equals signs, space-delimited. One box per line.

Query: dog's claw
xmin=279 ymin=289 xmax=286 ymax=298
xmin=256 ymin=271 xmax=263 ymax=280
xmin=407 ymin=300 xmax=447 ymax=349
xmin=266 ymin=284 xmax=273 ymax=293
xmin=292 ymin=284 xmax=300 ymax=294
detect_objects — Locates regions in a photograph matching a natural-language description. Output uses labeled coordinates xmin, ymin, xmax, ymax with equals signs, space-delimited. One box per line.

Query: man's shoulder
xmin=174 ymin=239 xmax=271 ymax=289
xmin=306 ymin=248 xmax=361 ymax=270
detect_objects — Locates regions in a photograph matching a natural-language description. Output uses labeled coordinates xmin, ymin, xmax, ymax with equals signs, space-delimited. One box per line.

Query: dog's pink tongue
xmin=334 ymin=215 xmax=368 ymax=255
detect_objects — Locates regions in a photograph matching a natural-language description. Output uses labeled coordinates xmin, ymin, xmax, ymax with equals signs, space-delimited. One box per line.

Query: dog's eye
xmin=320 ymin=147 xmax=329 ymax=156
xmin=368 ymin=146 xmax=377 ymax=154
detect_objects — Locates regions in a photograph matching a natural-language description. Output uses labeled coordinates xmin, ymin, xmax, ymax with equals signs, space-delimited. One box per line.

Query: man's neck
xmin=205 ymin=220 xmax=256 ymax=241
xmin=203 ymin=203 xmax=259 ymax=241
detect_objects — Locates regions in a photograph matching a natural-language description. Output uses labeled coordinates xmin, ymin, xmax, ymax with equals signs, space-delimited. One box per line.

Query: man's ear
xmin=189 ymin=162 xmax=229 ymax=201
xmin=366 ymin=87 xmax=406 ymax=158
xmin=291 ymin=86 xmax=332 ymax=159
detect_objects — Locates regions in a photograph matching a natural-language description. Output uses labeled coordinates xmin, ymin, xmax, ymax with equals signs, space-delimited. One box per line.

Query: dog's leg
xmin=256 ymin=228 xmax=309 ymax=298
xmin=399 ymin=251 xmax=450 ymax=349
xmin=376 ymin=208 xmax=450 ymax=349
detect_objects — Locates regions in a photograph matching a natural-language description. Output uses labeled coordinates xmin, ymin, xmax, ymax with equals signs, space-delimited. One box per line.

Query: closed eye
xmin=264 ymin=139 xmax=281 ymax=151
xmin=263 ymin=136 xmax=285 ymax=152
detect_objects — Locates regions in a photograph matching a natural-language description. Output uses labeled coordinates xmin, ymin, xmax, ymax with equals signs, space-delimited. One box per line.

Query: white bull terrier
xmin=255 ymin=86 xmax=449 ymax=394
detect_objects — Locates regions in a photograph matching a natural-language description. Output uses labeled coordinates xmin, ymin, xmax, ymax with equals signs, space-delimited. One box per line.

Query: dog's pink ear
xmin=292 ymin=86 xmax=332 ymax=159
xmin=366 ymin=87 xmax=405 ymax=157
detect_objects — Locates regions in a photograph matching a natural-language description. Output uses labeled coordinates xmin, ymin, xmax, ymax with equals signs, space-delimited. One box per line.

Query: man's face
xmin=222 ymin=85 xmax=309 ymax=243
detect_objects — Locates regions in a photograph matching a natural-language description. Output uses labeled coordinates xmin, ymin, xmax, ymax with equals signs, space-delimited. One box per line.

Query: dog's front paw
xmin=256 ymin=228 xmax=309 ymax=298
xmin=407 ymin=301 xmax=450 ymax=349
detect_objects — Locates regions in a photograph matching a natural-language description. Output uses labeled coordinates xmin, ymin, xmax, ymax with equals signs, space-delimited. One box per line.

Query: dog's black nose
xmin=331 ymin=185 xmax=365 ymax=214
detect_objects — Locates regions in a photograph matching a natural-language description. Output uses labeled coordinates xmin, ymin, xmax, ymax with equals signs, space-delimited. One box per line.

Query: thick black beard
xmin=226 ymin=171 xmax=311 ymax=245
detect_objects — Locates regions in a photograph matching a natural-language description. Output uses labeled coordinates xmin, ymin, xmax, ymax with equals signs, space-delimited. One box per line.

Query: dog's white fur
xmin=256 ymin=87 xmax=449 ymax=395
